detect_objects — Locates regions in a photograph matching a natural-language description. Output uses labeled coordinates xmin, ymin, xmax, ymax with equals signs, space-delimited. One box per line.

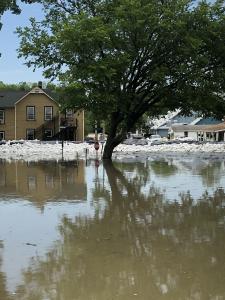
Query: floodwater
xmin=0 ymin=156 xmax=225 ymax=300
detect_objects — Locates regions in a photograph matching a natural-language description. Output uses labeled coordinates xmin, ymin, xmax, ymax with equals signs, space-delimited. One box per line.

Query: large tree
xmin=0 ymin=0 xmax=20 ymax=18
xmin=0 ymin=0 xmax=32 ymax=29
xmin=17 ymin=0 xmax=225 ymax=159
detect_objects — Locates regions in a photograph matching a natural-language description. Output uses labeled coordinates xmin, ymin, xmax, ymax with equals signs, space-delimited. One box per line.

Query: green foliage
xmin=0 ymin=81 xmax=59 ymax=92
xmin=0 ymin=0 xmax=34 ymax=30
xmin=0 ymin=81 xmax=34 ymax=90
xmin=0 ymin=0 xmax=21 ymax=17
xmin=16 ymin=0 xmax=225 ymax=157
xmin=83 ymin=111 xmax=97 ymax=136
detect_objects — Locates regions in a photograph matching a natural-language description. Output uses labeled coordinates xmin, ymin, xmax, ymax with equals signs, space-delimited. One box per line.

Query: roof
xmin=151 ymin=109 xmax=181 ymax=129
xmin=0 ymin=87 xmax=58 ymax=108
xmin=0 ymin=90 xmax=28 ymax=108
xmin=189 ymin=117 xmax=202 ymax=125
xmin=172 ymin=122 xmax=225 ymax=132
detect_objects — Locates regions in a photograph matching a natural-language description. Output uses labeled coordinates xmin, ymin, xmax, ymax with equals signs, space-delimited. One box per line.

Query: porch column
xmin=216 ymin=132 xmax=219 ymax=141
xmin=203 ymin=131 xmax=206 ymax=141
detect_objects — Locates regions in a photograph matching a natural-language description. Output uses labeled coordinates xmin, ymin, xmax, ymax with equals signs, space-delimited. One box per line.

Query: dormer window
xmin=0 ymin=110 xmax=5 ymax=124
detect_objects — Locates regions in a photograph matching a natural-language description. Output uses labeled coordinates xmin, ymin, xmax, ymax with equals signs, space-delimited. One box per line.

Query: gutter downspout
xmin=82 ymin=110 xmax=84 ymax=142
xmin=15 ymin=105 xmax=17 ymax=140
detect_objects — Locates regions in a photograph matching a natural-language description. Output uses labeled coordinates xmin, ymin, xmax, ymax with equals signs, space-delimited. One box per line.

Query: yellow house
xmin=0 ymin=86 xmax=84 ymax=141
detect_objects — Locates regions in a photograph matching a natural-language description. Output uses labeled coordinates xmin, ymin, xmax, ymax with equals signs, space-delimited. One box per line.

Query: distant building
xmin=150 ymin=110 xmax=222 ymax=138
xmin=0 ymin=86 xmax=84 ymax=141
xmin=172 ymin=122 xmax=225 ymax=141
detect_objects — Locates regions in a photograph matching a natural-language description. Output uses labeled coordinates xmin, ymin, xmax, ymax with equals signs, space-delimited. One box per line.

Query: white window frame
xmin=0 ymin=110 xmax=5 ymax=124
xmin=44 ymin=106 xmax=53 ymax=121
xmin=66 ymin=109 xmax=74 ymax=118
xmin=44 ymin=129 xmax=53 ymax=138
xmin=26 ymin=106 xmax=35 ymax=120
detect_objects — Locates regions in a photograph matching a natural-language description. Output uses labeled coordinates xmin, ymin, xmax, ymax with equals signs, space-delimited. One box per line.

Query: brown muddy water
xmin=0 ymin=157 xmax=225 ymax=300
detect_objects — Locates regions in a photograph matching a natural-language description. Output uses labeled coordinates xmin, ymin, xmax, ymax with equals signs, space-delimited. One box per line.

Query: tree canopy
xmin=0 ymin=0 xmax=21 ymax=18
xmin=0 ymin=0 xmax=32 ymax=30
xmin=16 ymin=0 xmax=225 ymax=158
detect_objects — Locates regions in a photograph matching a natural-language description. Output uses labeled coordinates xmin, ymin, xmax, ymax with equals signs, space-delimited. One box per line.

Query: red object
xmin=95 ymin=159 xmax=100 ymax=167
xmin=94 ymin=141 xmax=100 ymax=151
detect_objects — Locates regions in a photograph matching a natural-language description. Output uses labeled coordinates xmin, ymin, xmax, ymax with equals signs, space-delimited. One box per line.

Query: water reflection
xmin=0 ymin=241 xmax=12 ymax=300
xmin=0 ymin=158 xmax=225 ymax=299
xmin=0 ymin=160 xmax=87 ymax=207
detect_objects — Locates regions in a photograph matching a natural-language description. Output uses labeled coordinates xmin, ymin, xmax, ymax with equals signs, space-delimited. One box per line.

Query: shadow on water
xmin=0 ymin=158 xmax=225 ymax=299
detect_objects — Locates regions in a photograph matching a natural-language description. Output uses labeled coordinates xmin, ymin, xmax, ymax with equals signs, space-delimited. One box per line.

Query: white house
xmin=171 ymin=122 xmax=225 ymax=141
xmin=149 ymin=110 xmax=221 ymax=138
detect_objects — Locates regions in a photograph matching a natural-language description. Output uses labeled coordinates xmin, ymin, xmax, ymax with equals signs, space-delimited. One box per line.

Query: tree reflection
xmin=9 ymin=162 xmax=225 ymax=299
xmin=197 ymin=161 xmax=223 ymax=187
xmin=149 ymin=159 xmax=178 ymax=177
xmin=0 ymin=242 xmax=12 ymax=300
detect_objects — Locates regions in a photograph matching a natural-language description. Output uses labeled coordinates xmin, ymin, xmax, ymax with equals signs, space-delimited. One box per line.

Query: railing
xmin=51 ymin=125 xmax=77 ymax=141
xmin=34 ymin=114 xmax=78 ymax=141
xmin=60 ymin=117 xmax=77 ymax=128
xmin=35 ymin=114 xmax=59 ymax=140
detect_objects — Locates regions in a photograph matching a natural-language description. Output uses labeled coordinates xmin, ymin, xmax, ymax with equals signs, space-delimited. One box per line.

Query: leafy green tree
xmin=0 ymin=81 xmax=30 ymax=90
xmin=0 ymin=0 xmax=33 ymax=30
xmin=0 ymin=81 xmax=40 ymax=90
xmin=0 ymin=0 xmax=20 ymax=26
xmin=16 ymin=0 xmax=225 ymax=159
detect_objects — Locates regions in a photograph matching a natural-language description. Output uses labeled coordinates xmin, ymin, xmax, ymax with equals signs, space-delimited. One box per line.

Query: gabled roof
xmin=151 ymin=109 xmax=181 ymax=129
xmin=0 ymin=87 xmax=58 ymax=108
xmin=0 ymin=90 xmax=28 ymax=108
xmin=155 ymin=111 xmax=197 ymax=130
xmin=189 ymin=117 xmax=202 ymax=125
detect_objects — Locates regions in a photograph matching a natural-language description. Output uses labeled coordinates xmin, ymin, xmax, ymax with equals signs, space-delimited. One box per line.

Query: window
xmin=66 ymin=109 xmax=74 ymax=118
xmin=44 ymin=129 xmax=53 ymax=138
xmin=45 ymin=175 xmax=54 ymax=188
xmin=26 ymin=106 xmax=35 ymax=120
xmin=44 ymin=106 xmax=53 ymax=121
xmin=0 ymin=110 xmax=5 ymax=124
xmin=197 ymin=132 xmax=204 ymax=142
xmin=0 ymin=131 xmax=5 ymax=140
xmin=184 ymin=131 xmax=188 ymax=137
xmin=206 ymin=132 xmax=213 ymax=140
xmin=26 ymin=129 xmax=35 ymax=140
xmin=27 ymin=176 xmax=36 ymax=191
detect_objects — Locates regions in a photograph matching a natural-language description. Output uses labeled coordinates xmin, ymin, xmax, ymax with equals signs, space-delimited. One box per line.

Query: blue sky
xmin=0 ymin=1 xmax=45 ymax=84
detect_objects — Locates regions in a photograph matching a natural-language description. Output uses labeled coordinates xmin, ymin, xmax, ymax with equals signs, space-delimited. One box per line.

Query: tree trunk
xmin=102 ymin=110 xmax=142 ymax=159
xmin=102 ymin=112 xmax=124 ymax=159
xmin=102 ymin=138 xmax=118 ymax=159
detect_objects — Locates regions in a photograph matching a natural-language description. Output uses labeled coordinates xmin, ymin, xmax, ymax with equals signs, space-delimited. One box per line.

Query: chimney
xmin=38 ymin=81 xmax=42 ymax=89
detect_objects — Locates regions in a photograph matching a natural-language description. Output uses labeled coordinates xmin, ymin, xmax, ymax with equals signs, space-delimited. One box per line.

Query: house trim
xmin=172 ymin=122 xmax=225 ymax=133
xmin=14 ymin=87 xmax=58 ymax=106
